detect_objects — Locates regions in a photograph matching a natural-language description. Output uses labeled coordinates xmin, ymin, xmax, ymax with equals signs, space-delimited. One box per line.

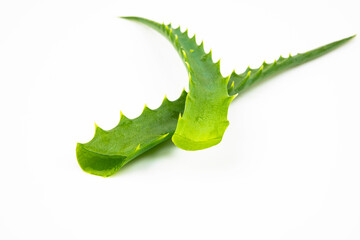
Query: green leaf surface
xmin=227 ymin=34 xmax=355 ymax=96
xmin=120 ymin=17 xmax=235 ymax=150
xmin=77 ymin=91 xmax=187 ymax=177
xmin=76 ymin=16 xmax=355 ymax=176
xmin=169 ymin=31 xmax=235 ymax=151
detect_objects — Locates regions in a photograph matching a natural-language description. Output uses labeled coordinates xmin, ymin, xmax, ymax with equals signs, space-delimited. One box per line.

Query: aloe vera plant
xmin=76 ymin=16 xmax=354 ymax=177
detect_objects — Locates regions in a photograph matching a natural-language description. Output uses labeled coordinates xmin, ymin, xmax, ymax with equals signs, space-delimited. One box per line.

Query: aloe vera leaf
xmin=120 ymin=17 xmax=235 ymax=150
xmin=76 ymin=17 xmax=354 ymax=176
xmin=227 ymin=34 xmax=355 ymax=96
xmin=76 ymin=91 xmax=187 ymax=177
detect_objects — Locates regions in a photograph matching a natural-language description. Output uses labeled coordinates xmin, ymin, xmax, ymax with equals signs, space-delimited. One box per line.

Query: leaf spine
xmin=94 ymin=123 xmax=106 ymax=135
xmin=120 ymin=111 xmax=129 ymax=121
xmin=198 ymin=41 xmax=204 ymax=51
xmin=157 ymin=133 xmax=170 ymax=141
xmin=184 ymin=29 xmax=189 ymax=37
xmin=229 ymin=93 xmax=238 ymax=101
xmin=162 ymin=95 xmax=169 ymax=104
xmin=181 ymin=88 xmax=188 ymax=97
xmin=223 ymin=74 xmax=230 ymax=85
xmin=135 ymin=144 xmax=141 ymax=151
xmin=244 ymin=70 xmax=251 ymax=82
xmin=252 ymin=65 xmax=264 ymax=80
xmin=215 ymin=58 xmax=221 ymax=68
xmin=257 ymin=65 xmax=264 ymax=75
xmin=142 ymin=104 xmax=151 ymax=114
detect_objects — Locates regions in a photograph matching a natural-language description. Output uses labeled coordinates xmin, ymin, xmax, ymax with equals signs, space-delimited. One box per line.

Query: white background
xmin=1 ymin=0 xmax=359 ymax=239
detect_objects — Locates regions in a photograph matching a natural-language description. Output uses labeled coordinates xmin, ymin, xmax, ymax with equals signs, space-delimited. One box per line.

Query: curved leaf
xmin=77 ymin=91 xmax=186 ymax=176
xmin=121 ymin=17 xmax=235 ymax=150
xmin=77 ymin=16 xmax=355 ymax=176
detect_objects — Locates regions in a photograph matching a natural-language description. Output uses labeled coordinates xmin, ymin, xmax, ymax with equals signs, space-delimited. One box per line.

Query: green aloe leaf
xmin=120 ymin=17 xmax=235 ymax=150
xmin=76 ymin=16 xmax=354 ymax=176
xmin=76 ymin=91 xmax=187 ymax=177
